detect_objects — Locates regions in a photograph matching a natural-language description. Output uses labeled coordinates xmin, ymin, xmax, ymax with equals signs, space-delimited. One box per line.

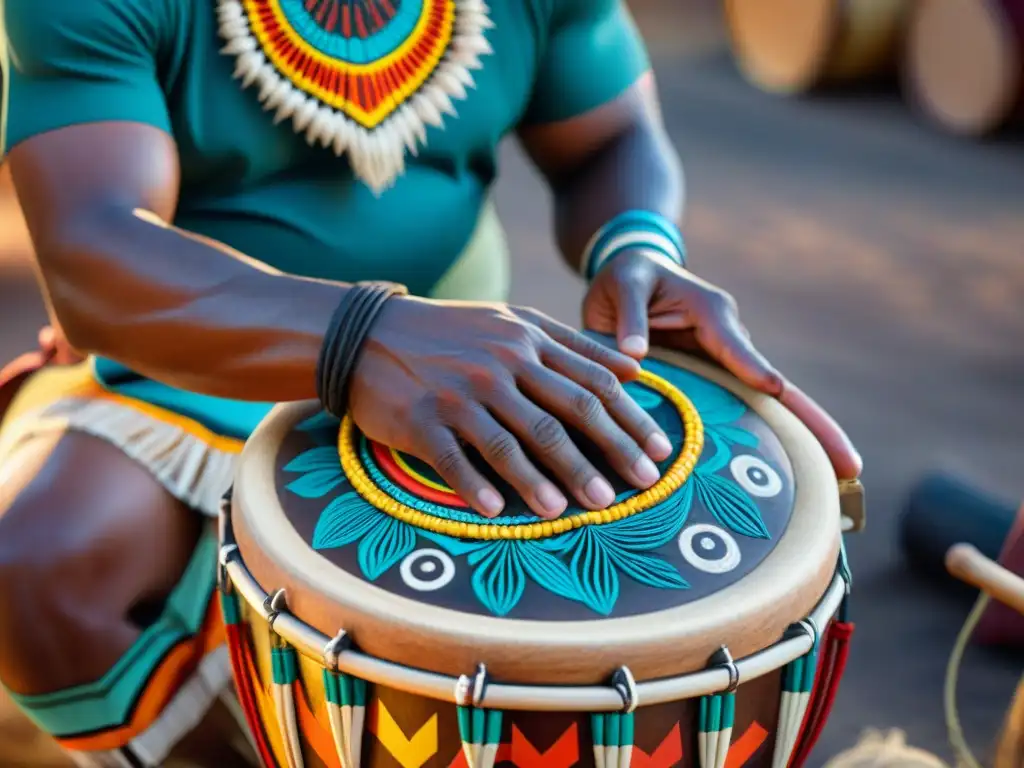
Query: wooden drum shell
xmin=724 ymin=0 xmax=911 ymax=94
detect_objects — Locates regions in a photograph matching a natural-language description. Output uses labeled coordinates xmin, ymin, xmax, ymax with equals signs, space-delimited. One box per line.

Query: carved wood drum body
xmin=219 ymin=350 xmax=854 ymax=768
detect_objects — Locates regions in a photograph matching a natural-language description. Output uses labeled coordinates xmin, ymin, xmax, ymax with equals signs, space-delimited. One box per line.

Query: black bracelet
xmin=316 ymin=281 xmax=409 ymax=418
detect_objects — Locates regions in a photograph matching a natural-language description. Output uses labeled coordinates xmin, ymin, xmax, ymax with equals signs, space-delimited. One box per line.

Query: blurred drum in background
xmin=723 ymin=0 xmax=911 ymax=94
xmin=904 ymin=0 xmax=1024 ymax=137
xmin=221 ymin=348 xmax=856 ymax=768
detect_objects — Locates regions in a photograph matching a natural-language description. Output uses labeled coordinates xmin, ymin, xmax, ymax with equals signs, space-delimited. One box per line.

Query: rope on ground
xmin=944 ymin=593 xmax=991 ymax=768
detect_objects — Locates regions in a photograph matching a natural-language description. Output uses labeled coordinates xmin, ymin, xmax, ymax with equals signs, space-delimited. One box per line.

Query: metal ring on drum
xmin=220 ymin=348 xmax=857 ymax=768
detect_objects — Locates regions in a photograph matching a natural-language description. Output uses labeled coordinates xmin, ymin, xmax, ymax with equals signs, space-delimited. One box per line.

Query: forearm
xmin=551 ymin=118 xmax=685 ymax=273
xmin=39 ymin=206 xmax=349 ymax=402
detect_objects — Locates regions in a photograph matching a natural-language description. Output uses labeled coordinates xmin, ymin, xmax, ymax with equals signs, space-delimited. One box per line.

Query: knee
xmin=0 ymin=493 xmax=140 ymax=693
xmin=0 ymin=494 xmax=109 ymax=625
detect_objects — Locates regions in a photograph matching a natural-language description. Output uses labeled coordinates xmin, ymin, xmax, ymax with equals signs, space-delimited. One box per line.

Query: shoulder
xmin=3 ymin=0 xmax=180 ymax=69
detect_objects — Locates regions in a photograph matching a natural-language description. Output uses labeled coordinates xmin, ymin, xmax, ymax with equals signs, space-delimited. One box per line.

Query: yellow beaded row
xmin=335 ymin=370 xmax=705 ymax=540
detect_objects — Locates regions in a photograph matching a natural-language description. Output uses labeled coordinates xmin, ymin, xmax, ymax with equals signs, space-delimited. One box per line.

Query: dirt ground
xmin=1 ymin=2 xmax=1022 ymax=766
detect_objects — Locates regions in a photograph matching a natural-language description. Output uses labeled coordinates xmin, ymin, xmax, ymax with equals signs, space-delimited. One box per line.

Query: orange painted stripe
xmin=295 ymin=680 xmax=342 ymax=768
xmin=725 ymin=723 xmax=769 ymax=768
xmin=631 ymin=723 xmax=683 ymax=768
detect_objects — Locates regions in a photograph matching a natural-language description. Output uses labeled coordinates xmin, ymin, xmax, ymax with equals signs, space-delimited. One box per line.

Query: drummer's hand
xmin=583 ymin=250 xmax=863 ymax=480
xmin=347 ymin=295 xmax=674 ymax=520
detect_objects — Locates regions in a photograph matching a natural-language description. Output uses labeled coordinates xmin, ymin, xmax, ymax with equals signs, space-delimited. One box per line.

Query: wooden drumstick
xmin=945 ymin=543 xmax=1024 ymax=615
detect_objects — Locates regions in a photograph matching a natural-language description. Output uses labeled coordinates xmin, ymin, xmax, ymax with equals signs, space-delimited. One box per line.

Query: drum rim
xmin=220 ymin=528 xmax=848 ymax=711
xmin=231 ymin=349 xmax=841 ymax=684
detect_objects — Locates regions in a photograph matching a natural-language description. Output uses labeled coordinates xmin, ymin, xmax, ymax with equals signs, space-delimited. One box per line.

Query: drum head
xmin=232 ymin=349 xmax=840 ymax=684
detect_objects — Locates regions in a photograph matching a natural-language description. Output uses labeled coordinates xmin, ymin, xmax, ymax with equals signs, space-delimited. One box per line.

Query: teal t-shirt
xmin=1 ymin=0 xmax=650 ymax=437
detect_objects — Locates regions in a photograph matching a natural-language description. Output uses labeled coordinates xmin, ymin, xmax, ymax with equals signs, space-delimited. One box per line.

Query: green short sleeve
xmin=1 ymin=0 xmax=173 ymax=156
xmin=522 ymin=0 xmax=650 ymax=125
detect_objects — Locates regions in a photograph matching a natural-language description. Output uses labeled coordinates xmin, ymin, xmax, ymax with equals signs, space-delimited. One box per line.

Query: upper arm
xmin=516 ymin=0 xmax=659 ymax=177
xmin=2 ymin=0 xmax=179 ymax=226
xmin=519 ymin=0 xmax=650 ymax=128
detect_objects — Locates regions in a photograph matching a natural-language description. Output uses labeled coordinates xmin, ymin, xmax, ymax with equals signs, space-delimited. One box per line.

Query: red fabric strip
xmin=789 ymin=621 xmax=855 ymax=768
xmin=226 ymin=623 xmax=280 ymax=768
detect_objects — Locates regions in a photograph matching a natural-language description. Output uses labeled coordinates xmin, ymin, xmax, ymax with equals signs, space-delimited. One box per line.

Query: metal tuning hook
xmin=454 ymin=663 xmax=490 ymax=708
xmin=323 ymin=630 xmax=351 ymax=672
xmin=709 ymin=646 xmax=740 ymax=694
xmin=612 ymin=666 xmax=639 ymax=713
xmin=263 ymin=588 xmax=288 ymax=631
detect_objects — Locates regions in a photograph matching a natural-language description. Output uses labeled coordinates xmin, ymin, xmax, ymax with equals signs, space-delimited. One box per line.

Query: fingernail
xmin=646 ymin=433 xmax=673 ymax=461
xmin=585 ymin=477 xmax=616 ymax=508
xmin=477 ymin=488 xmax=505 ymax=517
xmin=633 ymin=455 xmax=661 ymax=487
xmin=537 ymin=483 xmax=568 ymax=517
xmin=621 ymin=335 xmax=648 ymax=357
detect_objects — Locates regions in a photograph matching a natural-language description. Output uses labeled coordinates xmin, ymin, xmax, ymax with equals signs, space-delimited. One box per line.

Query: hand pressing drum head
xmin=347 ymin=295 xmax=674 ymax=521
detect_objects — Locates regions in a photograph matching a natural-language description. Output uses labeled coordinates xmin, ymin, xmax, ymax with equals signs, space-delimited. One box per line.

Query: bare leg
xmin=0 ymin=431 xmax=253 ymax=766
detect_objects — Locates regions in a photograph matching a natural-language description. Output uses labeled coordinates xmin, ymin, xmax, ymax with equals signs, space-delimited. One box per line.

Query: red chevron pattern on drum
xmin=630 ymin=724 xmax=684 ymax=768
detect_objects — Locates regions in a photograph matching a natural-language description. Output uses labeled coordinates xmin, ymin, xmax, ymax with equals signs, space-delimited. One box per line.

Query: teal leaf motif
xmin=694 ymin=473 xmax=769 ymax=539
xmin=698 ymin=434 xmax=732 ymax=474
xmin=312 ymin=493 xmax=381 ymax=550
xmin=518 ymin=545 xmax=579 ymax=603
xmin=295 ymin=411 xmax=342 ymax=446
xmin=468 ymin=542 xmax=527 ymax=616
xmin=283 ymin=446 xmax=341 ymax=473
xmin=713 ymin=425 xmax=759 ymax=449
xmin=608 ymin=549 xmax=689 ymax=589
xmin=569 ymin=529 xmax=619 ymax=616
xmin=285 ymin=468 xmax=344 ymax=499
xmin=297 ymin=411 xmax=340 ymax=433
xmin=358 ymin=518 xmax=416 ymax=581
xmin=600 ymin=487 xmax=693 ymax=549
xmin=645 ymin=361 xmax=748 ymax=425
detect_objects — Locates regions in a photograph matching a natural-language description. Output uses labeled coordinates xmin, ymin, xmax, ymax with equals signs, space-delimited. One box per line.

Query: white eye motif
xmin=729 ymin=455 xmax=783 ymax=498
xmin=679 ymin=524 xmax=742 ymax=574
xmin=399 ymin=549 xmax=456 ymax=592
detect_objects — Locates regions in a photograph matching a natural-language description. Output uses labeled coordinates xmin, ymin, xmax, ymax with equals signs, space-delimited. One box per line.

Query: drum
xmin=724 ymin=0 xmax=910 ymax=94
xmin=219 ymin=349 xmax=854 ymax=768
xmin=904 ymin=0 xmax=1024 ymax=137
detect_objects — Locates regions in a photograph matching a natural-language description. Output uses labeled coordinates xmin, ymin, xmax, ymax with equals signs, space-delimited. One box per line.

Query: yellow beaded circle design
xmin=336 ymin=370 xmax=704 ymax=540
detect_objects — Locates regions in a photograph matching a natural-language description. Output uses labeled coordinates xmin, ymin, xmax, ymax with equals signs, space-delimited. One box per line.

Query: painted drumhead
xmin=232 ymin=349 xmax=840 ymax=684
